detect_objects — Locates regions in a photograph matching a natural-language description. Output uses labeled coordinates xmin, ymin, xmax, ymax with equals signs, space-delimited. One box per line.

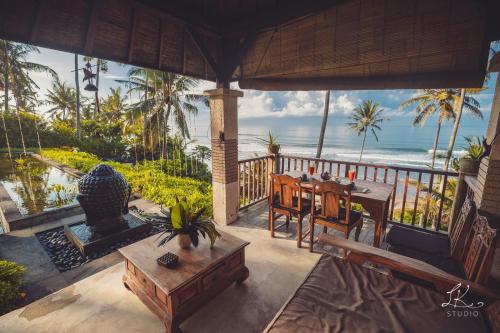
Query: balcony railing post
xmin=344 ymin=163 xmax=351 ymax=177
xmin=271 ymin=153 xmax=281 ymax=174
xmin=449 ymin=169 xmax=469 ymax=233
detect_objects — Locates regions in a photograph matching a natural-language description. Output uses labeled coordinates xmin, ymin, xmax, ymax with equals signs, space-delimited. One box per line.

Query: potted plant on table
xmin=157 ymin=197 xmax=221 ymax=249
xmin=453 ymin=136 xmax=484 ymax=175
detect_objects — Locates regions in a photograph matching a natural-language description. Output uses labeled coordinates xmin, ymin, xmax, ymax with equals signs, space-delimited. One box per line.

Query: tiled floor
xmin=0 ymin=200 xmax=388 ymax=333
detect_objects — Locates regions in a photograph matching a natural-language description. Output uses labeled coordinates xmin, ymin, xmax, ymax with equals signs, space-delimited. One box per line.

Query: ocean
xmin=191 ymin=113 xmax=489 ymax=169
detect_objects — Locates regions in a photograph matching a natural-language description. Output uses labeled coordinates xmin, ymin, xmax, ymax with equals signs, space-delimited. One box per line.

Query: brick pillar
xmin=204 ymin=88 xmax=243 ymax=225
xmin=475 ymin=74 xmax=500 ymax=218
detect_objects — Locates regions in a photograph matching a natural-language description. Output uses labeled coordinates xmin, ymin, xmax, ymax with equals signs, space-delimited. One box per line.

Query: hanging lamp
xmin=82 ymin=61 xmax=98 ymax=92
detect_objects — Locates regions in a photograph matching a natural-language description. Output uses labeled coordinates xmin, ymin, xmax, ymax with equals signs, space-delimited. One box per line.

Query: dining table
xmin=285 ymin=171 xmax=394 ymax=248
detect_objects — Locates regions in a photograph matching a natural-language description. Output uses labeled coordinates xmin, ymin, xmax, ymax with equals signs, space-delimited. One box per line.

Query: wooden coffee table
xmin=119 ymin=231 xmax=250 ymax=333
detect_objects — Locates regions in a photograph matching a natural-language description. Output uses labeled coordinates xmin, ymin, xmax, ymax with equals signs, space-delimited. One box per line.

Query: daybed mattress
xmin=264 ymin=254 xmax=488 ymax=333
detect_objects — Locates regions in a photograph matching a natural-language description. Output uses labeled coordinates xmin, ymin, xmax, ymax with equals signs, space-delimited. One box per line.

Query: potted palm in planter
xmin=157 ymin=197 xmax=221 ymax=249
xmin=455 ymin=136 xmax=484 ymax=175
xmin=259 ymin=130 xmax=280 ymax=155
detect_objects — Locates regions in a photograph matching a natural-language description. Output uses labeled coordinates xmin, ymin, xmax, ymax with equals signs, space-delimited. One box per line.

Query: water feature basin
xmin=0 ymin=154 xmax=78 ymax=218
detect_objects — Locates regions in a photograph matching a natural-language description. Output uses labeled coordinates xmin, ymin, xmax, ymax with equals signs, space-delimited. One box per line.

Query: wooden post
xmin=449 ymin=171 xmax=468 ymax=232
xmin=475 ymin=63 xmax=500 ymax=219
xmin=204 ymin=88 xmax=243 ymax=225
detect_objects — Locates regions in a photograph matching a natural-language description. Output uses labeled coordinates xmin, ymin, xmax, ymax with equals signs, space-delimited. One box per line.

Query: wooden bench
xmin=386 ymin=198 xmax=498 ymax=284
xmin=264 ymin=234 xmax=500 ymax=333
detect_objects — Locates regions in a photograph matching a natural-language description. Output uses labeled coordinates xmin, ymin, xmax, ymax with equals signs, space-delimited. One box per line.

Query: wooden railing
xmin=238 ymin=154 xmax=459 ymax=232
xmin=238 ymin=156 xmax=270 ymax=209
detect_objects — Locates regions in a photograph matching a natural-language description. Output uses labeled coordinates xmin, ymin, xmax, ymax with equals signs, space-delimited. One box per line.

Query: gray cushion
xmin=389 ymin=245 xmax=466 ymax=279
xmin=386 ymin=225 xmax=450 ymax=256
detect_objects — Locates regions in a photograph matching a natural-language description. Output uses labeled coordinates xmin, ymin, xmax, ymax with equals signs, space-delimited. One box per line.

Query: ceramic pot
xmin=268 ymin=144 xmax=280 ymax=154
xmin=459 ymin=158 xmax=480 ymax=175
xmin=177 ymin=234 xmax=191 ymax=249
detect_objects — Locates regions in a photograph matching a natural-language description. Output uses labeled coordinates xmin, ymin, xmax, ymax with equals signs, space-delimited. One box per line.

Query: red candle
xmin=348 ymin=170 xmax=356 ymax=182
xmin=308 ymin=165 xmax=315 ymax=176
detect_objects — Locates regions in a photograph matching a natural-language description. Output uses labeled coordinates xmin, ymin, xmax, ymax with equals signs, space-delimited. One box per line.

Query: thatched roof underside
xmin=0 ymin=0 xmax=499 ymax=90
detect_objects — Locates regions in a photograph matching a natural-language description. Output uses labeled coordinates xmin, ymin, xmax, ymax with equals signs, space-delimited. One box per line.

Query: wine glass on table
xmin=348 ymin=169 xmax=356 ymax=182
xmin=308 ymin=165 xmax=315 ymax=178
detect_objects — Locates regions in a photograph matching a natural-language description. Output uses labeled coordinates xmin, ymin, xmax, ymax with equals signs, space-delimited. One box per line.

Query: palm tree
xmin=347 ymin=100 xmax=384 ymax=162
xmin=45 ymin=80 xmax=77 ymax=120
xmin=442 ymin=88 xmax=483 ymax=171
xmin=83 ymin=56 xmax=108 ymax=119
xmin=400 ymin=89 xmax=456 ymax=169
xmin=117 ymin=68 xmax=207 ymax=156
xmin=316 ymin=90 xmax=330 ymax=158
xmin=194 ymin=145 xmax=211 ymax=164
xmin=101 ymin=87 xmax=126 ymax=122
xmin=1 ymin=40 xmax=58 ymax=113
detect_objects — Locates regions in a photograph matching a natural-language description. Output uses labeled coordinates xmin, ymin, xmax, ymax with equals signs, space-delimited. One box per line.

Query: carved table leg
xmin=236 ymin=266 xmax=250 ymax=284
xmin=122 ymin=275 xmax=131 ymax=291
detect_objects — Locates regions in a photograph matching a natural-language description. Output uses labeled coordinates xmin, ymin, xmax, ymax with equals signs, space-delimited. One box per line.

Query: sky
xmin=28 ymin=47 xmax=497 ymax=139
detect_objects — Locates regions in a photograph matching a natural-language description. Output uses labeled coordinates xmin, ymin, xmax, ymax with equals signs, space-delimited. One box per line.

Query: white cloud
xmin=330 ymin=94 xmax=355 ymax=114
xmin=237 ymin=90 xmax=360 ymax=118
xmin=101 ymin=73 xmax=129 ymax=81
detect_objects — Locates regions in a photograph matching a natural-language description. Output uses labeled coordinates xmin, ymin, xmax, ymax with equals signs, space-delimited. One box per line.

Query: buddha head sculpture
xmin=76 ymin=164 xmax=131 ymax=234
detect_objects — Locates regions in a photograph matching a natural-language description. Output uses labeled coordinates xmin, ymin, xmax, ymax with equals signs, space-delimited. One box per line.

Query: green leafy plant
xmin=451 ymin=136 xmax=485 ymax=170
xmin=0 ymin=260 xmax=26 ymax=315
xmin=156 ymin=197 xmax=220 ymax=248
xmin=258 ymin=130 xmax=280 ymax=154
xmin=462 ymin=136 xmax=484 ymax=160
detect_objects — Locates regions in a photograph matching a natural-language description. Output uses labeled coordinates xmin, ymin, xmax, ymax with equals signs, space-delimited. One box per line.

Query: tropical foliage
xmin=0 ymin=260 xmax=26 ymax=315
xmin=153 ymin=197 xmax=220 ymax=248
xmin=45 ymin=79 xmax=78 ymax=120
xmin=462 ymin=136 xmax=485 ymax=160
xmin=41 ymin=149 xmax=213 ymax=216
xmin=400 ymin=89 xmax=482 ymax=168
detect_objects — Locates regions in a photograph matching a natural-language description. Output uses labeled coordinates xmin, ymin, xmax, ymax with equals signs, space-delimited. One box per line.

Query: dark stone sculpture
xmin=77 ymin=164 xmax=131 ymax=234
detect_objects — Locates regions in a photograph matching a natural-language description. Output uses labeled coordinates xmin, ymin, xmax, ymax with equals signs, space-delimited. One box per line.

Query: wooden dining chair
xmin=269 ymin=173 xmax=311 ymax=248
xmin=309 ymin=180 xmax=363 ymax=252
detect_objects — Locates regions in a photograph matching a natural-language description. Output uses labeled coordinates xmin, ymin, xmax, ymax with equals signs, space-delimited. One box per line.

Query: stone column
xmin=204 ymin=88 xmax=243 ymax=225
xmin=475 ymin=73 xmax=500 ymax=218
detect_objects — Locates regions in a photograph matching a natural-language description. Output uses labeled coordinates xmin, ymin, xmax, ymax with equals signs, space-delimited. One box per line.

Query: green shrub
xmin=42 ymin=149 xmax=213 ymax=217
xmin=0 ymin=260 xmax=26 ymax=315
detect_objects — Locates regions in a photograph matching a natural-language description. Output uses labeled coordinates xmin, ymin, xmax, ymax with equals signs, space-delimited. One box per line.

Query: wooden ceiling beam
xmin=133 ymin=0 xmax=219 ymax=36
xmin=83 ymin=0 xmax=100 ymax=55
xmin=127 ymin=7 xmax=138 ymax=63
xmin=185 ymin=25 xmax=219 ymax=79
xmin=218 ymin=34 xmax=256 ymax=81
xmin=157 ymin=17 xmax=165 ymax=69
xmin=238 ymin=72 xmax=486 ymax=91
xmin=30 ymin=0 xmax=46 ymax=43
